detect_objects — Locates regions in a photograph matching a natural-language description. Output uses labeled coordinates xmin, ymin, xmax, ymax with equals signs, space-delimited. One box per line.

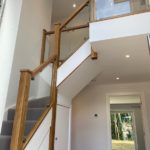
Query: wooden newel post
xmin=40 ymin=29 xmax=47 ymax=64
xmin=49 ymin=23 xmax=61 ymax=150
xmin=90 ymin=0 xmax=96 ymax=21
xmin=10 ymin=71 xmax=31 ymax=150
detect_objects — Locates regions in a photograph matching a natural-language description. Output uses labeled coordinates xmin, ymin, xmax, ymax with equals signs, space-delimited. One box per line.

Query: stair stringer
xmin=57 ymin=40 xmax=91 ymax=86
xmin=58 ymin=56 xmax=102 ymax=99
xmin=24 ymin=109 xmax=52 ymax=150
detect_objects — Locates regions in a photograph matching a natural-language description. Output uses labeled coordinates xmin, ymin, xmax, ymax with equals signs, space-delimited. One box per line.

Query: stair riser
xmin=7 ymin=108 xmax=44 ymax=121
xmin=0 ymin=137 xmax=11 ymax=150
xmin=28 ymin=97 xmax=49 ymax=108
xmin=0 ymin=97 xmax=50 ymax=150
xmin=1 ymin=121 xmax=36 ymax=136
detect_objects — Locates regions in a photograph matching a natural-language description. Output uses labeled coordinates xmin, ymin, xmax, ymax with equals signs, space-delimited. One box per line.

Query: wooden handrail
xmin=32 ymin=54 xmax=56 ymax=77
xmin=21 ymin=54 xmax=56 ymax=78
xmin=23 ymin=104 xmax=53 ymax=149
xmin=62 ymin=23 xmax=89 ymax=32
xmin=46 ymin=23 xmax=89 ymax=35
xmin=60 ymin=0 xmax=90 ymax=30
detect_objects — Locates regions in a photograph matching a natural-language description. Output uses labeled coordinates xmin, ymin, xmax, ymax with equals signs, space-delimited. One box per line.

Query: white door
xmin=55 ymin=105 xmax=70 ymax=150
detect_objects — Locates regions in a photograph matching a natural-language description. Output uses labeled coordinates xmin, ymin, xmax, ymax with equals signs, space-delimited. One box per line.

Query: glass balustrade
xmin=93 ymin=0 xmax=150 ymax=21
xmin=60 ymin=5 xmax=90 ymax=63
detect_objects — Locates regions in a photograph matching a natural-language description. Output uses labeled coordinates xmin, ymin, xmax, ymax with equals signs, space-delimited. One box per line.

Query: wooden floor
xmin=112 ymin=140 xmax=135 ymax=150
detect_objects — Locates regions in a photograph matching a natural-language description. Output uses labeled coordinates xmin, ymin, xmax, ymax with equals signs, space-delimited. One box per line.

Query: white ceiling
xmin=91 ymin=34 xmax=150 ymax=84
xmin=58 ymin=34 xmax=150 ymax=100
xmin=52 ymin=0 xmax=86 ymax=23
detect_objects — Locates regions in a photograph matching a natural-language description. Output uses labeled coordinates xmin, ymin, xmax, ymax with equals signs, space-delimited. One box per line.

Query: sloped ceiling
xmin=91 ymin=34 xmax=150 ymax=84
xmin=58 ymin=34 xmax=150 ymax=99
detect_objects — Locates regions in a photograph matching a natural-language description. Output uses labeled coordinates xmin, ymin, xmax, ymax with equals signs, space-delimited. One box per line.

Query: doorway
xmin=109 ymin=95 xmax=146 ymax=150
xmin=111 ymin=111 xmax=136 ymax=150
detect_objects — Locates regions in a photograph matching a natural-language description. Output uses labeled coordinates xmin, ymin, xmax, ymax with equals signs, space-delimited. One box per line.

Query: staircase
xmin=0 ymin=0 xmax=95 ymax=150
xmin=0 ymin=97 xmax=50 ymax=150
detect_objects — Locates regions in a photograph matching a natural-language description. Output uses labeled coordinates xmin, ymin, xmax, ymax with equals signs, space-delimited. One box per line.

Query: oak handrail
xmin=32 ymin=54 xmax=56 ymax=77
xmin=60 ymin=0 xmax=90 ymax=30
xmin=46 ymin=23 xmax=89 ymax=35
xmin=21 ymin=54 xmax=56 ymax=78
xmin=23 ymin=103 xmax=53 ymax=149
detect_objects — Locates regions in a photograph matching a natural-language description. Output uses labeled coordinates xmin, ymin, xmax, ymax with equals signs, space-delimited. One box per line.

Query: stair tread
xmin=0 ymin=97 xmax=50 ymax=149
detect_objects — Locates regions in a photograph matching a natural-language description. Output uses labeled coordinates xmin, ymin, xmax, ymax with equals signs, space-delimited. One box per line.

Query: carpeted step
xmin=0 ymin=97 xmax=49 ymax=149
xmin=7 ymin=108 xmax=44 ymax=121
xmin=28 ymin=97 xmax=50 ymax=108
xmin=1 ymin=120 xmax=36 ymax=136
xmin=0 ymin=136 xmax=11 ymax=150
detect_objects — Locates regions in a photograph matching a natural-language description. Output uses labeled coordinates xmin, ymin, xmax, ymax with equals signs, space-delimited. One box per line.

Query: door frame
xmin=106 ymin=92 xmax=150 ymax=150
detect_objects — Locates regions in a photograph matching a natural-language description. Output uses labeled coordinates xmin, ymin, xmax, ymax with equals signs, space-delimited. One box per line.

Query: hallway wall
xmin=0 ymin=0 xmax=23 ymax=131
xmin=71 ymin=81 xmax=150 ymax=150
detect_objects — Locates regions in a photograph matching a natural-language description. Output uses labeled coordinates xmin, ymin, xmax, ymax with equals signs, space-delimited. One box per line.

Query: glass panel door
xmin=111 ymin=112 xmax=136 ymax=150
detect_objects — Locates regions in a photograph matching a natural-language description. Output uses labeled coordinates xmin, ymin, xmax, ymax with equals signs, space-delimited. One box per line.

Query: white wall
xmin=72 ymin=81 xmax=150 ymax=150
xmin=5 ymin=0 xmax=53 ymax=108
xmin=90 ymin=12 xmax=150 ymax=42
xmin=0 ymin=0 xmax=53 ymax=131
xmin=0 ymin=0 xmax=23 ymax=131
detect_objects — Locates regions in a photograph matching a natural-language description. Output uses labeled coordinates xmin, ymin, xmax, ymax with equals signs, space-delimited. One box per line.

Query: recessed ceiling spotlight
xmin=125 ymin=54 xmax=130 ymax=58
xmin=73 ymin=3 xmax=77 ymax=8
xmin=116 ymin=77 xmax=120 ymax=80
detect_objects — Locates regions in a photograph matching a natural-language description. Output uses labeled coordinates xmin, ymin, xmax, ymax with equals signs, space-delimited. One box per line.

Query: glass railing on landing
xmin=59 ymin=5 xmax=90 ymax=64
xmin=92 ymin=0 xmax=150 ymax=21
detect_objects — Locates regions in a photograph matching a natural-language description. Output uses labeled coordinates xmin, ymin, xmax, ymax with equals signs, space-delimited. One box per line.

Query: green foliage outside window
xmin=111 ymin=112 xmax=134 ymax=141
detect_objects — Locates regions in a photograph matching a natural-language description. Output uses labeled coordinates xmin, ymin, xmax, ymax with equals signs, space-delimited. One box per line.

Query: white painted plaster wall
xmin=72 ymin=82 xmax=150 ymax=150
xmin=0 ymin=0 xmax=53 ymax=131
xmin=0 ymin=0 xmax=23 ymax=131
xmin=90 ymin=12 xmax=150 ymax=42
xmin=5 ymin=0 xmax=53 ymax=108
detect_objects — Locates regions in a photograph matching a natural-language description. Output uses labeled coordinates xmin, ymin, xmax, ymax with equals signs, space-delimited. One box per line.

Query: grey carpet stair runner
xmin=0 ymin=97 xmax=49 ymax=150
